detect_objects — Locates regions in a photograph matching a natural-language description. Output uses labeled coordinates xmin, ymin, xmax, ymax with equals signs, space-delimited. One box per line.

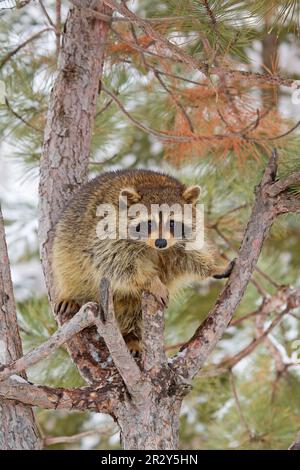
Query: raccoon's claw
xmin=129 ymin=348 xmax=140 ymax=359
xmin=147 ymin=277 xmax=169 ymax=308
xmin=125 ymin=338 xmax=141 ymax=358
xmin=54 ymin=300 xmax=80 ymax=323
xmin=213 ymin=258 xmax=236 ymax=280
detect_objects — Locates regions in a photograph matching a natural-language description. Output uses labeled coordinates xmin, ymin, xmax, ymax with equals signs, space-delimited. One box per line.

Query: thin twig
xmin=129 ymin=23 xmax=194 ymax=133
xmin=230 ymin=309 xmax=261 ymax=327
xmin=212 ymin=204 xmax=248 ymax=226
xmin=224 ymin=311 xmax=286 ymax=369
xmin=95 ymin=98 xmax=114 ymax=118
xmin=38 ymin=0 xmax=55 ymax=28
xmin=100 ymin=0 xmax=300 ymax=91
xmin=246 ymin=119 xmax=300 ymax=142
xmin=230 ymin=370 xmax=253 ymax=440
xmin=101 ymin=85 xmax=199 ymax=142
xmin=43 ymin=423 xmax=118 ymax=446
xmin=0 ymin=28 xmax=53 ymax=70
xmin=139 ymin=63 xmax=208 ymax=87
xmin=5 ymin=98 xmax=43 ymax=133
xmin=198 ymin=287 xmax=300 ymax=377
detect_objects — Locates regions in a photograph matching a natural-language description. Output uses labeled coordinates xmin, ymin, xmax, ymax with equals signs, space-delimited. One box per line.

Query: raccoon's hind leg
xmin=124 ymin=333 xmax=141 ymax=358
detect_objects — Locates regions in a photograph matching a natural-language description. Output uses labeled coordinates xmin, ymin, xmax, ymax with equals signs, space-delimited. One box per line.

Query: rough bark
xmin=116 ymin=395 xmax=182 ymax=450
xmin=0 ymin=206 xmax=41 ymax=450
xmin=38 ymin=0 xmax=114 ymax=384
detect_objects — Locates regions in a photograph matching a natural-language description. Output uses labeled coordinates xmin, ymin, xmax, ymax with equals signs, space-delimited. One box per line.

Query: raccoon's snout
xmin=155 ymin=238 xmax=167 ymax=249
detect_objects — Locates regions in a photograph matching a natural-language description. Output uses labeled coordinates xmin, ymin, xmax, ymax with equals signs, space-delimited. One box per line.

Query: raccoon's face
xmin=120 ymin=184 xmax=201 ymax=251
xmin=129 ymin=215 xmax=192 ymax=250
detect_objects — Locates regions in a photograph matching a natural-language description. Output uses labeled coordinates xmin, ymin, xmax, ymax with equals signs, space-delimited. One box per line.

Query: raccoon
xmin=52 ymin=169 xmax=226 ymax=352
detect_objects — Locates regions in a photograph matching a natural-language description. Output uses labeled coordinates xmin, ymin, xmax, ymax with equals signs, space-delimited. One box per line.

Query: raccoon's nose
xmin=155 ymin=238 xmax=167 ymax=249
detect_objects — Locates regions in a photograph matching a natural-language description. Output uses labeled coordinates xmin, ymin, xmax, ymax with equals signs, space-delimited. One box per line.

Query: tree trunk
xmin=38 ymin=0 xmax=114 ymax=384
xmin=39 ymin=0 xmax=112 ymax=301
xmin=0 ymin=206 xmax=41 ymax=450
xmin=116 ymin=396 xmax=182 ymax=450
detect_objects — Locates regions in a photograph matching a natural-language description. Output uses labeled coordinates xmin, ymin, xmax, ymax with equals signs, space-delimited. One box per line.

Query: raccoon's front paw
xmin=146 ymin=277 xmax=169 ymax=308
xmin=54 ymin=300 xmax=80 ymax=323
xmin=213 ymin=258 xmax=236 ymax=279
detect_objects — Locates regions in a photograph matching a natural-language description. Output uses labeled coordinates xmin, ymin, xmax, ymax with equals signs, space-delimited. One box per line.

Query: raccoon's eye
xmin=136 ymin=223 xmax=140 ymax=233
xmin=169 ymin=220 xmax=185 ymax=238
xmin=169 ymin=219 xmax=179 ymax=236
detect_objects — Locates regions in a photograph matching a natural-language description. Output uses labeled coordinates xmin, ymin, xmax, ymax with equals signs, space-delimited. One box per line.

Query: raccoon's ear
xmin=120 ymin=187 xmax=141 ymax=204
xmin=182 ymin=185 xmax=201 ymax=205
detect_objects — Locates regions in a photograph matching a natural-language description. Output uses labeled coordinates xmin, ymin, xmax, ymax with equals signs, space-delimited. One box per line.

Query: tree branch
xmin=43 ymin=422 xmax=117 ymax=446
xmin=0 ymin=278 xmax=171 ymax=417
xmin=101 ymin=0 xmax=300 ymax=91
xmin=0 ymin=376 xmax=117 ymax=414
xmin=197 ymin=286 xmax=300 ymax=378
xmin=230 ymin=371 xmax=253 ymax=440
xmin=94 ymin=279 xmax=142 ymax=396
xmin=170 ymin=150 xmax=300 ymax=381
xmin=275 ymin=192 xmax=300 ymax=214
xmin=0 ymin=28 xmax=53 ymax=70
xmin=5 ymin=97 xmax=43 ymax=133
xmin=267 ymin=172 xmax=300 ymax=197
xmin=141 ymin=292 xmax=167 ymax=375
xmin=0 ymin=303 xmax=98 ymax=382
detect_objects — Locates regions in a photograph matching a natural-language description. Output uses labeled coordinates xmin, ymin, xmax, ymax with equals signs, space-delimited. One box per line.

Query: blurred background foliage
xmin=0 ymin=0 xmax=300 ymax=449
